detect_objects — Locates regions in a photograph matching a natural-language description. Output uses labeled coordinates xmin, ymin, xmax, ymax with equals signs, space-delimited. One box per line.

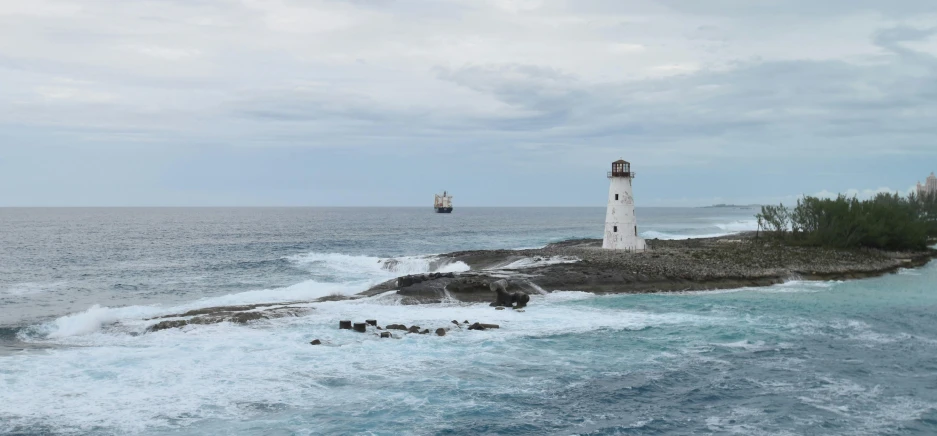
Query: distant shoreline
xmin=699 ymin=204 xmax=762 ymax=209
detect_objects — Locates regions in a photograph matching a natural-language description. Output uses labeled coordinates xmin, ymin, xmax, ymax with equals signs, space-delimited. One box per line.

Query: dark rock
xmin=495 ymin=306 xmax=505 ymax=310
xmin=421 ymin=329 xmax=430 ymax=334
xmin=451 ymin=320 xmax=459 ymax=325
xmin=339 ymin=320 xmax=352 ymax=330
xmin=353 ymin=323 xmax=367 ymax=333
xmin=408 ymin=326 xmax=421 ymax=334
xmin=490 ymin=284 xmax=530 ymax=309
xmin=147 ymin=320 xmax=188 ymax=332
xmin=468 ymin=322 xmax=485 ymax=331
xmin=514 ymin=292 xmax=530 ymax=308
xmin=436 ymin=328 xmax=446 ymax=336
xmin=366 ymin=319 xmax=377 ymax=326
xmin=380 ymin=332 xmax=391 ymax=338
xmin=463 ymin=320 xmax=470 ymax=324
xmin=310 ymin=339 xmax=321 ymax=345
xmin=386 ymin=324 xmax=408 ymax=330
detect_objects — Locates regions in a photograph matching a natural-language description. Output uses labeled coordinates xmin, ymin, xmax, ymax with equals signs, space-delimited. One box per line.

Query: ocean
xmin=1 ymin=207 xmax=935 ymax=435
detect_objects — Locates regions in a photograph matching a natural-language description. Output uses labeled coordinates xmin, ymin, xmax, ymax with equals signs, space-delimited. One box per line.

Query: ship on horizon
xmin=434 ymin=191 xmax=453 ymax=213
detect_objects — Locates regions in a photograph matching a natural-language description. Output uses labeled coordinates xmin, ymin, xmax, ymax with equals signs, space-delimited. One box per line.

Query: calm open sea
xmin=1 ymin=207 xmax=935 ymax=435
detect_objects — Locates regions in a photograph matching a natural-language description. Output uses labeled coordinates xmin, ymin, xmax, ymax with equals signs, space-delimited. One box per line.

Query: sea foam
xmin=23 ymin=253 xmax=470 ymax=340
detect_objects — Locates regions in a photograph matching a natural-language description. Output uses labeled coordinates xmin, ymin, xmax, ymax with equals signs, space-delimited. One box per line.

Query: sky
xmin=1 ymin=0 xmax=936 ymax=207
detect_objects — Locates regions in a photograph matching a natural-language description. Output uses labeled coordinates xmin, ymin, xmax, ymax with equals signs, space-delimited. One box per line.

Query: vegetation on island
xmin=756 ymin=192 xmax=937 ymax=250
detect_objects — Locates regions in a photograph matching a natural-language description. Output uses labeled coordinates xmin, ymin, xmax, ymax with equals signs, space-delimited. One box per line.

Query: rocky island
xmin=138 ymin=233 xmax=936 ymax=332
xmin=361 ymin=233 xmax=937 ymax=304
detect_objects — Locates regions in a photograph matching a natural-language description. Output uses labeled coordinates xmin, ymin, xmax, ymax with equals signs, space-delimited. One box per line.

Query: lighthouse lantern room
xmin=603 ymin=159 xmax=646 ymax=251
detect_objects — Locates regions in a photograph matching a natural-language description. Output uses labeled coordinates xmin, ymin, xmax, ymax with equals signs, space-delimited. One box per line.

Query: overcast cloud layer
xmin=1 ymin=0 xmax=936 ymax=206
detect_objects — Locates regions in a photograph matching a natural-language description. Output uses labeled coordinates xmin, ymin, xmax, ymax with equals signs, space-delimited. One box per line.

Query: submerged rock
xmin=468 ymin=322 xmax=501 ymax=331
xmin=147 ymin=320 xmax=188 ymax=332
xmin=310 ymin=339 xmax=322 ymax=345
xmin=147 ymin=304 xmax=313 ymax=333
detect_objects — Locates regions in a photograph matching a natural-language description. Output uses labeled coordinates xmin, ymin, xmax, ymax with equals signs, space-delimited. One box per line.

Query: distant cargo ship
xmin=434 ymin=191 xmax=453 ymax=213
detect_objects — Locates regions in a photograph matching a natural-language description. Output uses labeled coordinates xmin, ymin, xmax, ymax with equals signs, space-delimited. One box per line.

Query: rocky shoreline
xmin=139 ymin=233 xmax=936 ymax=331
xmin=361 ymin=233 xmax=937 ymax=304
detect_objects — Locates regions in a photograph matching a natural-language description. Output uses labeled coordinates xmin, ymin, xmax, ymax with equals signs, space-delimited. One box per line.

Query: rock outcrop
xmin=146 ymin=303 xmax=312 ymax=332
xmin=358 ymin=233 xmax=937 ymax=303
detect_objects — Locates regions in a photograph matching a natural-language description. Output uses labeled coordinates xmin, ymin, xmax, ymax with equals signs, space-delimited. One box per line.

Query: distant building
xmin=603 ymin=159 xmax=646 ymax=251
xmin=917 ymin=172 xmax=937 ymax=197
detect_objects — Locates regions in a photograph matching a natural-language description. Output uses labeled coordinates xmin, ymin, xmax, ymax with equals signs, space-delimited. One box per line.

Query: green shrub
xmin=756 ymin=192 xmax=937 ymax=250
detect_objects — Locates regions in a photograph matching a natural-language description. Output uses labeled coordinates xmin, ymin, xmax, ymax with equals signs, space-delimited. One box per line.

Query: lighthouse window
xmin=613 ymin=226 xmax=618 ymax=232
xmin=615 ymin=194 xmax=619 ymax=200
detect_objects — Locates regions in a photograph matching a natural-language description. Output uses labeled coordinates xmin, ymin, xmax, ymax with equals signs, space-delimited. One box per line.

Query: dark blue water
xmin=2 ymin=207 xmax=934 ymax=435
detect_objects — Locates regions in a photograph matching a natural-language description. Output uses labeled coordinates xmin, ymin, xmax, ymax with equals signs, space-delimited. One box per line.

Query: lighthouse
xmin=603 ymin=159 xmax=646 ymax=251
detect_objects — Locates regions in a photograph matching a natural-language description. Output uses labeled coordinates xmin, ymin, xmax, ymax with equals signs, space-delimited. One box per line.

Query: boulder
xmin=436 ymin=328 xmax=446 ymax=336
xmin=490 ymin=285 xmax=530 ymax=309
xmin=514 ymin=292 xmax=530 ymax=308
xmin=310 ymin=339 xmax=322 ymax=345
xmin=408 ymin=326 xmax=421 ymax=334
xmin=386 ymin=324 xmax=408 ymax=330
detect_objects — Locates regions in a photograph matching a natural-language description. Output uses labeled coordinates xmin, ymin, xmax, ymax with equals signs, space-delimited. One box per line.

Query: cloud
xmin=1 ymin=0 xmax=937 ymax=205
xmin=128 ymin=45 xmax=202 ymax=61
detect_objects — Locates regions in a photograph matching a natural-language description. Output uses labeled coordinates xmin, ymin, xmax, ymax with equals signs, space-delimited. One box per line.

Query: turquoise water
xmin=1 ymin=208 xmax=934 ymax=435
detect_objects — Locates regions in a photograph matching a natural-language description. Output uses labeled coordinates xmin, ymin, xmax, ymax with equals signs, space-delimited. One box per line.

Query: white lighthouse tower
xmin=603 ymin=159 xmax=646 ymax=251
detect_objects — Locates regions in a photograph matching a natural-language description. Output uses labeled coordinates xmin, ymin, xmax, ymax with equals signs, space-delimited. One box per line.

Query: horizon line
xmin=0 ymin=205 xmax=755 ymax=209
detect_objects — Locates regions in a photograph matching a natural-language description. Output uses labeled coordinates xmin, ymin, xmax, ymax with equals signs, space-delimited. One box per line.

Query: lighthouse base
xmin=602 ymin=234 xmax=646 ymax=252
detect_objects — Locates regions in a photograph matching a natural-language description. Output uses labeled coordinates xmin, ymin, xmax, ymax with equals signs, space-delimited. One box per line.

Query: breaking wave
xmin=287 ymin=252 xmax=469 ymax=278
xmin=641 ymin=219 xmax=758 ymax=240
xmin=19 ymin=253 xmax=469 ymax=340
